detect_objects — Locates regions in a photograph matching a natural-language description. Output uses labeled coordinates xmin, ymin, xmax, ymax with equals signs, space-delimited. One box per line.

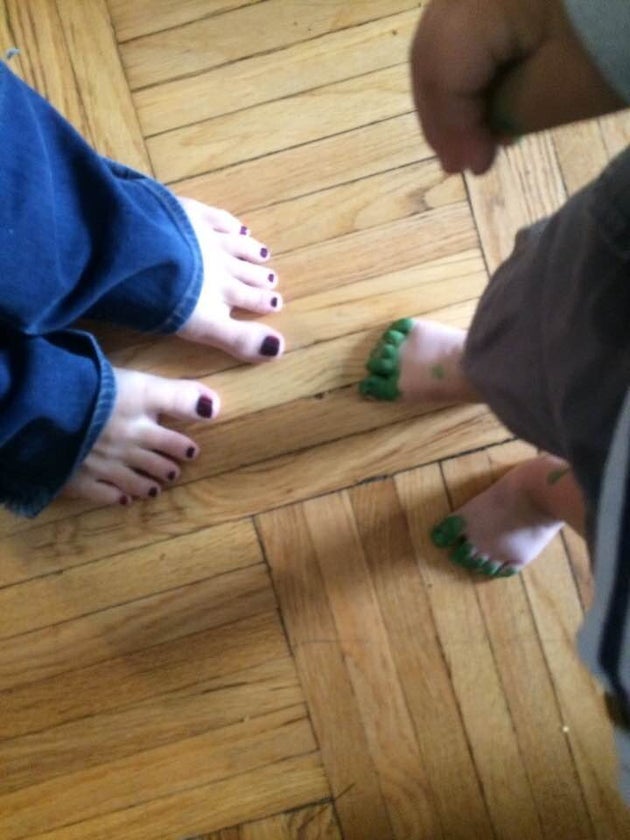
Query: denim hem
xmin=135 ymin=178 xmax=204 ymax=335
xmin=0 ymin=334 xmax=116 ymax=518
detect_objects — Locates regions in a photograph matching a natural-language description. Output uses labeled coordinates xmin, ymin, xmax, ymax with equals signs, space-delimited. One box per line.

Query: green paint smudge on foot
xmin=547 ymin=467 xmax=571 ymax=486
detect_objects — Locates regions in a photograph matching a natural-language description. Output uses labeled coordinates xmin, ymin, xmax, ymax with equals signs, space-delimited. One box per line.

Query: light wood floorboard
xmin=1 ymin=1 xmax=629 ymax=837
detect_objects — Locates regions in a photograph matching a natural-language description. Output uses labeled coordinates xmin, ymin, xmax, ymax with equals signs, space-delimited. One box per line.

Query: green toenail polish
xmin=430 ymin=364 xmax=446 ymax=380
xmin=383 ymin=329 xmax=407 ymax=347
xmin=479 ymin=558 xmax=504 ymax=577
xmin=498 ymin=565 xmax=519 ymax=577
xmin=359 ymin=376 xmax=401 ymax=401
xmin=367 ymin=357 xmax=397 ymax=375
xmin=547 ymin=467 xmax=571 ymax=486
xmin=431 ymin=514 xmax=466 ymax=548
xmin=450 ymin=541 xmax=479 ymax=569
xmin=390 ymin=318 xmax=414 ymax=334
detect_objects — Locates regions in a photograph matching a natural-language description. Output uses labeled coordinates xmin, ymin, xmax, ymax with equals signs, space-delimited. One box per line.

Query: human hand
xmin=410 ymin=0 xmax=625 ymax=174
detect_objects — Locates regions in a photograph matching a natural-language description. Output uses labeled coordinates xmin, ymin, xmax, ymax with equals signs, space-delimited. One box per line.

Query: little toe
xmin=94 ymin=459 xmax=161 ymax=499
xmin=63 ymin=474 xmax=129 ymax=507
xmin=178 ymin=198 xmax=245 ymax=235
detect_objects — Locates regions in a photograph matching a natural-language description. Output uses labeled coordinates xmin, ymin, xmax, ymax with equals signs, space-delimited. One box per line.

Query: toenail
xmin=196 ymin=396 xmax=214 ymax=419
xmin=119 ymin=495 xmax=129 ymax=506
xmin=240 ymin=225 xmax=249 ymax=235
xmin=260 ymin=335 xmax=280 ymax=357
xmin=148 ymin=486 xmax=159 ymax=498
xmin=270 ymin=296 xmax=279 ymax=309
xmin=260 ymin=247 xmax=269 ymax=258
xmin=268 ymin=272 xmax=275 ymax=283
xmin=167 ymin=471 xmax=176 ymax=482
xmin=186 ymin=446 xmax=196 ymax=459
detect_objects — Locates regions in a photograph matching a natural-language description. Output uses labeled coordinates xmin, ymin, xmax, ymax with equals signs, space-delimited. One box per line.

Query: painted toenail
xmin=268 ymin=273 xmax=275 ymax=283
xmin=431 ymin=514 xmax=466 ymax=548
xmin=119 ymin=495 xmax=129 ymax=506
xmin=196 ymin=396 xmax=214 ymax=419
xmin=148 ymin=486 xmax=159 ymax=498
xmin=260 ymin=335 xmax=280 ymax=357
xmin=240 ymin=225 xmax=249 ymax=235
xmin=167 ymin=471 xmax=176 ymax=482
xmin=260 ymin=247 xmax=269 ymax=258
xmin=271 ymin=296 xmax=279 ymax=308
xmin=186 ymin=446 xmax=196 ymax=459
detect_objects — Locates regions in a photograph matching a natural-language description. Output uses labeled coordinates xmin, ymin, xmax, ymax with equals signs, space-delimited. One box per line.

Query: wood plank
xmin=348 ymin=479 xmax=493 ymax=838
xmin=202 ymin=803 xmax=343 ymax=840
xmin=2 ymin=402 xmax=509 ymax=572
xmin=0 ymin=518 xmax=261 ymax=632
xmin=5 ymin=0 xmax=91 ymax=139
xmin=0 ymin=707 xmax=315 ymax=838
xmin=443 ymin=442 xmax=594 ymax=839
xmin=552 ymin=120 xmax=609 ymax=195
xmin=0 ymin=657 xmax=301 ymax=794
xmin=26 ymin=754 xmax=328 ymax=840
xmin=148 ymin=64 xmax=412 ymax=182
xmin=135 ymin=11 xmax=417 ymax=136
xmin=121 ymin=0 xmax=421 ymax=89
xmin=109 ymin=0 xmax=261 ymax=42
xmin=395 ymin=462 xmax=543 ymax=839
xmin=466 ymin=133 xmax=566 ymax=273
xmin=0 ymin=611 xmax=285 ymax=733
xmin=173 ymin=112 xmax=431 ymax=211
xmin=599 ymin=110 xmax=630 ymax=159
xmin=258 ymin=503 xmax=393 ymax=840
xmin=55 ymin=0 xmax=150 ymax=170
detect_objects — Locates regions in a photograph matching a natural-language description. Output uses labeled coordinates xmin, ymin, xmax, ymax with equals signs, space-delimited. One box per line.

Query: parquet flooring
xmin=1 ymin=2 xmax=630 ymax=838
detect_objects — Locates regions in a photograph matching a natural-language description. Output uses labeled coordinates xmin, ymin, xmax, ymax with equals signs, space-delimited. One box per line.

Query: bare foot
xmin=360 ymin=318 xmax=478 ymax=403
xmin=177 ymin=198 xmax=284 ymax=362
xmin=430 ymin=454 xmax=576 ymax=577
xmin=62 ymin=368 xmax=218 ymax=506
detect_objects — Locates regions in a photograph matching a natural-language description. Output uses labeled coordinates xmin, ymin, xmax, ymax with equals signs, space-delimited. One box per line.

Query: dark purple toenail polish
xmin=148 ymin=486 xmax=159 ymax=498
xmin=240 ymin=225 xmax=248 ymax=235
xmin=119 ymin=495 xmax=129 ymax=506
xmin=186 ymin=446 xmax=196 ymax=459
xmin=167 ymin=471 xmax=176 ymax=482
xmin=271 ymin=296 xmax=279 ymax=309
xmin=196 ymin=396 xmax=214 ymax=419
xmin=260 ymin=335 xmax=280 ymax=357
xmin=260 ymin=247 xmax=269 ymax=258
xmin=268 ymin=273 xmax=275 ymax=283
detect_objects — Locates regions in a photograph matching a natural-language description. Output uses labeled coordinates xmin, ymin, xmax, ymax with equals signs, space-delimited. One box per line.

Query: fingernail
xmin=119 ymin=495 xmax=129 ymax=506
xmin=240 ymin=225 xmax=249 ymax=235
xmin=268 ymin=272 xmax=275 ymax=283
xmin=260 ymin=247 xmax=269 ymax=258
xmin=167 ymin=470 xmax=176 ymax=482
xmin=186 ymin=446 xmax=196 ymax=459
xmin=260 ymin=335 xmax=280 ymax=357
xmin=196 ymin=396 xmax=214 ymax=419
xmin=270 ymin=296 xmax=279 ymax=309
xmin=148 ymin=486 xmax=159 ymax=498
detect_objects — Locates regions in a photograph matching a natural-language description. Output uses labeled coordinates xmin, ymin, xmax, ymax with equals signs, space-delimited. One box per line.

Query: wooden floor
xmin=1 ymin=1 xmax=630 ymax=838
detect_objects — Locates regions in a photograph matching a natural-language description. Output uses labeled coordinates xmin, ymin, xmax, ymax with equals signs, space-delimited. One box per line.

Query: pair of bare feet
xmin=63 ymin=198 xmax=285 ymax=507
xmin=360 ymin=318 xmax=586 ymax=578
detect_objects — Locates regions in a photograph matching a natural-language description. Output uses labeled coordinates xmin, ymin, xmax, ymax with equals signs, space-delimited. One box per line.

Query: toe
xmin=144 ymin=378 xmax=221 ymax=424
xmin=230 ymin=258 xmax=278 ymax=289
xmin=358 ymin=374 xmax=400 ymax=401
xmin=200 ymin=319 xmax=285 ymax=363
xmin=178 ymin=197 xmax=245 ymax=235
xmin=63 ymin=474 xmax=128 ymax=507
xmin=92 ymin=457 xmax=161 ymax=499
xmin=141 ymin=426 xmax=199 ymax=462
xmin=226 ymin=234 xmax=270 ymax=263
xmin=225 ymin=280 xmax=282 ymax=315
xmin=128 ymin=448 xmax=181 ymax=484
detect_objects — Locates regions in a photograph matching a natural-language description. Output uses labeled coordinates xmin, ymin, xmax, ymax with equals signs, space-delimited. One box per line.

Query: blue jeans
xmin=0 ymin=62 xmax=203 ymax=516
